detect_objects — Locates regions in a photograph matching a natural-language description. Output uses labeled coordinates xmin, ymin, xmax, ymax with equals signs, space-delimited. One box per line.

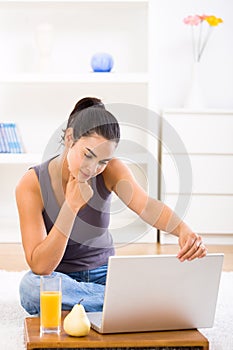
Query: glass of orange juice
xmin=40 ymin=274 xmax=62 ymax=335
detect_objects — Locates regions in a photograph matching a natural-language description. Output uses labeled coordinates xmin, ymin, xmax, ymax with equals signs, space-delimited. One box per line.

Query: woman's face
xmin=67 ymin=133 xmax=117 ymax=182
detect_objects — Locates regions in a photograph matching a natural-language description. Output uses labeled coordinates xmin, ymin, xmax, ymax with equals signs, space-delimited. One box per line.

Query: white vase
xmin=184 ymin=62 xmax=204 ymax=109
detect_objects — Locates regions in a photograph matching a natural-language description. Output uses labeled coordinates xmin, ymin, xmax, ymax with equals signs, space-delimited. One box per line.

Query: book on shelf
xmin=0 ymin=122 xmax=24 ymax=153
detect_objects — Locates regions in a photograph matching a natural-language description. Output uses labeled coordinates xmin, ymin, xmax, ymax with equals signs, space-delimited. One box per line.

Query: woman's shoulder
xmin=15 ymin=167 xmax=41 ymax=198
xmin=102 ymin=157 xmax=133 ymax=192
xmin=17 ymin=157 xmax=53 ymax=192
xmin=15 ymin=167 xmax=44 ymax=212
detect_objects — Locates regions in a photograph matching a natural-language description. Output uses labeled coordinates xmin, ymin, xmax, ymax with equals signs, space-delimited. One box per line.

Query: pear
xmin=63 ymin=299 xmax=91 ymax=337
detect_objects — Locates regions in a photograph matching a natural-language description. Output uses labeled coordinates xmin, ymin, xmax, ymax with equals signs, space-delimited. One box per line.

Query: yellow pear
xmin=63 ymin=299 xmax=91 ymax=337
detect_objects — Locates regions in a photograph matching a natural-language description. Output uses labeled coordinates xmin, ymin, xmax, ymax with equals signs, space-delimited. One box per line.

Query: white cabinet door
xmin=161 ymin=154 xmax=233 ymax=194
xmin=162 ymin=113 xmax=233 ymax=154
xmin=160 ymin=194 xmax=233 ymax=244
xmin=160 ymin=110 xmax=233 ymax=245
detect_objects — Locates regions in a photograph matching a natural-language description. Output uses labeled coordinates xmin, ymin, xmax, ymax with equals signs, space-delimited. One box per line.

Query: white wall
xmin=152 ymin=0 xmax=233 ymax=109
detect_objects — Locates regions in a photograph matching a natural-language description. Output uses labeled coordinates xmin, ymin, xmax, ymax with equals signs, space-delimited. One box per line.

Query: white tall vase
xmin=184 ymin=62 xmax=204 ymax=109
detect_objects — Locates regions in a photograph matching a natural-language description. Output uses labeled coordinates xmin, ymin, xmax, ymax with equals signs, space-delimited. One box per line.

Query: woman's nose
xmin=86 ymin=161 xmax=99 ymax=174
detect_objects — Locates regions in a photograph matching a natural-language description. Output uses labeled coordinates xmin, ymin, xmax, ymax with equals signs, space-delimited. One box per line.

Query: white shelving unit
xmin=159 ymin=109 xmax=233 ymax=245
xmin=0 ymin=73 xmax=149 ymax=83
xmin=0 ymin=0 xmax=159 ymax=244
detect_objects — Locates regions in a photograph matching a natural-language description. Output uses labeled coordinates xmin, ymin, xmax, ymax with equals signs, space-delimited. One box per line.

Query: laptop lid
xmin=91 ymin=253 xmax=223 ymax=333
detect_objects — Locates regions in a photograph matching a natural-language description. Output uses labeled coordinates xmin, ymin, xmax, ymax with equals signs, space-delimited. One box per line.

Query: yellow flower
xmin=205 ymin=15 xmax=223 ymax=27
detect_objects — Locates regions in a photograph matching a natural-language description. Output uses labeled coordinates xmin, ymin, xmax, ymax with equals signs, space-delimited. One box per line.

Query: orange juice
xmin=40 ymin=291 xmax=62 ymax=329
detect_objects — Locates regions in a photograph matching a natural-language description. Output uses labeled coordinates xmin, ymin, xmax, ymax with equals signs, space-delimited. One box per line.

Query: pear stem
xmin=78 ymin=298 xmax=84 ymax=305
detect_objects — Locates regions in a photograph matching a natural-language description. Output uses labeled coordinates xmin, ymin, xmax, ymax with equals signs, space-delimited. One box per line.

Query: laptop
xmin=87 ymin=253 xmax=223 ymax=334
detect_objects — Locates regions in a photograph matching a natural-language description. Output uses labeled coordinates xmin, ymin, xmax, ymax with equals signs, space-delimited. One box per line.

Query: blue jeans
xmin=19 ymin=264 xmax=107 ymax=315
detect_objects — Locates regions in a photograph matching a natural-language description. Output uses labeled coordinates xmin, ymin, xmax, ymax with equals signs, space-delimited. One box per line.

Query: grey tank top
xmin=33 ymin=158 xmax=115 ymax=273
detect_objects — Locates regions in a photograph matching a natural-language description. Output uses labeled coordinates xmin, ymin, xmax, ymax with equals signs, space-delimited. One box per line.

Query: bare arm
xmin=104 ymin=159 xmax=207 ymax=261
xmin=15 ymin=170 xmax=93 ymax=275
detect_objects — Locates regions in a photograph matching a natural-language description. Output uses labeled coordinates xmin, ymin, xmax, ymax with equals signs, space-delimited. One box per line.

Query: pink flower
xmin=183 ymin=15 xmax=202 ymax=26
xmin=199 ymin=14 xmax=208 ymax=21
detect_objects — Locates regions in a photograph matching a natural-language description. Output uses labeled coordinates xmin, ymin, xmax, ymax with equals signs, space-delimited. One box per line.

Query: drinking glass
xmin=40 ymin=274 xmax=62 ymax=335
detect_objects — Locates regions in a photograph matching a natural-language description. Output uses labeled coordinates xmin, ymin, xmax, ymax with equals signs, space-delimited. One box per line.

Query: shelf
xmin=0 ymin=0 xmax=158 ymax=245
xmin=0 ymin=73 xmax=148 ymax=84
xmin=0 ymin=0 xmax=148 ymax=3
xmin=163 ymin=108 xmax=233 ymax=115
xmin=0 ymin=153 xmax=42 ymax=164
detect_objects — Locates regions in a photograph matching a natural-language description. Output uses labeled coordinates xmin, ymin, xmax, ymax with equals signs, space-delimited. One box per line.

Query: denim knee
xmin=19 ymin=271 xmax=41 ymax=315
xmin=19 ymin=269 xmax=105 ymax=315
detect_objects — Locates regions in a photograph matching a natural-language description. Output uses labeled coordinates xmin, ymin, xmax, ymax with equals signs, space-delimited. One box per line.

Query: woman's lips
xmin=79 ymin=170 xmax=91 ymax=179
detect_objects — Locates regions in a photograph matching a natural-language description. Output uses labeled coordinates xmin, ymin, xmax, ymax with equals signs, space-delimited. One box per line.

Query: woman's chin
xmin=77 ymin=173 xmax=90 ymax=182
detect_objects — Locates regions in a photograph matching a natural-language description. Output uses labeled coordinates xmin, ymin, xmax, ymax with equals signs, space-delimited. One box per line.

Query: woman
xmin=16 ymin=97 xmax=207 ymax=315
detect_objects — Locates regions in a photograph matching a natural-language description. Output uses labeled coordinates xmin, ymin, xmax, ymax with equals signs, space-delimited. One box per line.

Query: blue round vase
xmin=91 ymin=52 xmax=114 ymax=72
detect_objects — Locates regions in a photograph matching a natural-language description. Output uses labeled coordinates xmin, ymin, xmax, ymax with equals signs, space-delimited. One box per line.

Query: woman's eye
xmin=84 ymin=153 xmax=92 ymax=159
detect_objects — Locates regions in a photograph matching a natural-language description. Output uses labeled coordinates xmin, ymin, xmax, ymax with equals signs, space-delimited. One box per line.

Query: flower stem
xmin=198 ymin=25 xmax=213 ymax=61
xmin=197 ymin=21 xmax=203 ymax=62
xmin=191 ymin=26 xmax=197 ymax=61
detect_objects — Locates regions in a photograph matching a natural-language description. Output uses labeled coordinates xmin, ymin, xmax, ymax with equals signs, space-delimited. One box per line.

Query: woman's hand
xmin=177 ymin=230 xmax=207 ymax=262
xmin=65 ymin=173 xmax=94 ymax=213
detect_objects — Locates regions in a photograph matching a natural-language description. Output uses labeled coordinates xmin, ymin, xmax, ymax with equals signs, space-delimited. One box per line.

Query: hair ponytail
xmin=67 ymin=97 xmax=105 ymax=127
xmin=63 ymin=97 xmax=120 ymax=144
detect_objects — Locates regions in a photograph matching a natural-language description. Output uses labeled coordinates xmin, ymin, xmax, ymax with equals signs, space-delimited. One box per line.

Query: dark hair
xmin=63 ymin=97 xmax=120 ymax=144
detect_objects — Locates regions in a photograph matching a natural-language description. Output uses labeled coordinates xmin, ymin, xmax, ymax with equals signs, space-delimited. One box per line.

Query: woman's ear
xmin=64 ymin=128 xmax=74 ymax=147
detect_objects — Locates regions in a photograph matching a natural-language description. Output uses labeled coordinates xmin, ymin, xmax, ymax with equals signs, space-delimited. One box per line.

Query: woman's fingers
xmin=177 ymin=235 xmax=207 ymax=262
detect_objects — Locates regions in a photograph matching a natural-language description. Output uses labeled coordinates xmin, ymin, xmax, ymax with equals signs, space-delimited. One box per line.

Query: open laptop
xmin=87 ymin=253 xmax=223 ymax=334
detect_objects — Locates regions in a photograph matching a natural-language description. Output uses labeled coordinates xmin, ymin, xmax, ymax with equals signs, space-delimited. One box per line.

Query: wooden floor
xmin=0 ymin=243 xmax=233 ymax=271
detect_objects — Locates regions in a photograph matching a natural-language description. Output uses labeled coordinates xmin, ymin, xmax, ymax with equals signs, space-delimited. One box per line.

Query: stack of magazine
xmin=0 ymin=122 xmax=24 ymax=153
